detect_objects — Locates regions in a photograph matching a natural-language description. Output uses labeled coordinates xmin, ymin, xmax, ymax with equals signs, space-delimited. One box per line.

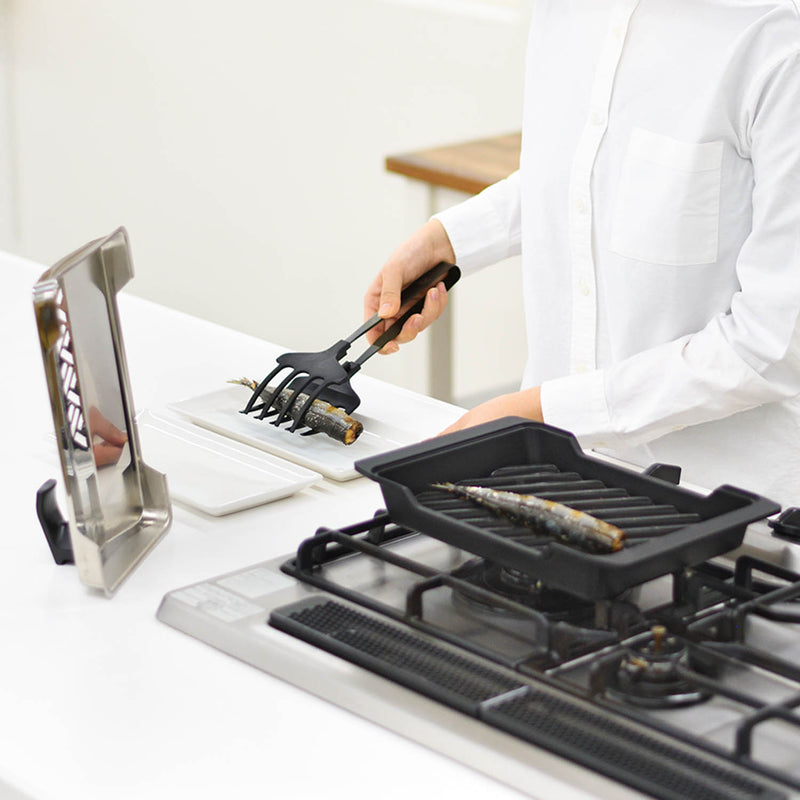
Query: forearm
xmin=441 ymin=387 xmax=542 ymax=436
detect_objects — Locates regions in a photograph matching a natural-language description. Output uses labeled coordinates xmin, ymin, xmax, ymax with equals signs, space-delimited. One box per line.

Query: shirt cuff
xmin=539 ymin=369 xmax=625 ymax=450
xmin=431 ymin=173 xmax=521 ymax=273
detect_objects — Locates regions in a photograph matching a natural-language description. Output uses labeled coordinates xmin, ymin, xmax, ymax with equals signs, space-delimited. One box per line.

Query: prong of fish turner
xmin=272 ymin=374 xmax=316 ymax=428
xmin=243 ymin=363 xmax=284 ymax=415
xmin=256 ymin=368 xmax=301 ymax=420
xmin=287 ymin=379 xmax=334 ymax=433
xmin=246 ymin=397 xmax=278 ymax=418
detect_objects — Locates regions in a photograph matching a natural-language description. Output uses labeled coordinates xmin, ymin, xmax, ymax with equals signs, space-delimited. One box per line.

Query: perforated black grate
xmin=277 ymin=599 xmax=523 ymax=712
xmin=487 ymin=690 xmax=782 ymax=800
xmin=270 ymin=597 xmax=786 ymax=800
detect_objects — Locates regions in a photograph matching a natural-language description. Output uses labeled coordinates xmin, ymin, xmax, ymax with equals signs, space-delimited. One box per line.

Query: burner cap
xmin=453 ymin=560 xmax=595 ymax=623
xmin=604 ymin=626 xmax=710 ymax=709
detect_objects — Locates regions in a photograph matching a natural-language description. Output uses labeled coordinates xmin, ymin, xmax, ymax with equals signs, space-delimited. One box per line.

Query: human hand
xmin=440 ymin=387 xmax=543 ymax=436
xmin=88 ymin=406 xmax=129 ymax=467
xmin=364 ymin=219 xmax=456 ymax=354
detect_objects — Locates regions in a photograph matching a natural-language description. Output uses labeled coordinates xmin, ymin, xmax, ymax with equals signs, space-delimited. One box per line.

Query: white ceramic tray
xmin=137 ymin=410 xmax=321 ymax=515
xmin=168 ymin=383 xmax=461 ymax=481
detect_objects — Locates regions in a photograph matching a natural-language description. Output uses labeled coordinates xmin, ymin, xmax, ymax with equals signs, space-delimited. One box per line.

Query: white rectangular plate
xmin=168 ymin=383 xmax=461 ymax=481
xmin=137 ymin=409 xmax=321 ymax=515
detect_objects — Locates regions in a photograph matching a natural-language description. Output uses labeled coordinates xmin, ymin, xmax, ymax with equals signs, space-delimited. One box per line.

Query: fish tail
xmin=431 ymin=481 xmax=473 ymax=497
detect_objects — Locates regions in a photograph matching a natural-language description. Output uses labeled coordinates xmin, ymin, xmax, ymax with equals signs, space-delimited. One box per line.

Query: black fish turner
xmin=242 ymin=261 xmax=461 ymax=435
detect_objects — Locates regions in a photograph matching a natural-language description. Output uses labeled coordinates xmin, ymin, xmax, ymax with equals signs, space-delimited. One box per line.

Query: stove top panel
xmin=158 ymin=511 xmax=800 ymax=800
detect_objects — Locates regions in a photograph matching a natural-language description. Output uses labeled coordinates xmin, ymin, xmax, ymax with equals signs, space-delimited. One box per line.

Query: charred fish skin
xmin=431 ymin=482 xmax=625 ymax=554
xmin=229 ymin=378 xmax=363 ymax=445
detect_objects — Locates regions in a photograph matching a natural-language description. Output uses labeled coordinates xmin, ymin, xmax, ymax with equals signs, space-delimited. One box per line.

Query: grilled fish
xmin=230 ymin=378 xmax=363 ymax=445
xmin=431 ymin=482 xmax=625 ymax=554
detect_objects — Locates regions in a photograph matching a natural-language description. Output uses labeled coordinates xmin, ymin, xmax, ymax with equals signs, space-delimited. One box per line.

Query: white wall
xmin=0 ymin=0 xmax=15 ymax=247
xmin=1 ymin=0 xmax=530 ymax=401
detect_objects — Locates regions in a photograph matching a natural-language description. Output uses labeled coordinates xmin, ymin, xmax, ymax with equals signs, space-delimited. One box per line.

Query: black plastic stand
xmin=35 ymin=479 xmax=74 ymax=565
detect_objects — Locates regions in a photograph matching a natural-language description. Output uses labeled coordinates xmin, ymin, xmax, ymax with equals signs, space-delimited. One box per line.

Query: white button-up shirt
xmin=435 ymin=0 xmax=800 ymax=507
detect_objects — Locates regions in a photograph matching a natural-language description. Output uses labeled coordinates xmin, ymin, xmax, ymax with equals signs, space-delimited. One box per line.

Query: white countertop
xmin=0 ymin=249 xmax=546 ymax=800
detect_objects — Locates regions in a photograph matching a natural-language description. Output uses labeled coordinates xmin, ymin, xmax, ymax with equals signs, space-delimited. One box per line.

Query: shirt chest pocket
xmin=610 ymin=128 xmax=723 ymax=266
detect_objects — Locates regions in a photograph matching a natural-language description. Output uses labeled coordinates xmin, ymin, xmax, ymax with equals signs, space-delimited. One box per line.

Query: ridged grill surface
xmin=417 ymin=463 xmax=703 ymax=548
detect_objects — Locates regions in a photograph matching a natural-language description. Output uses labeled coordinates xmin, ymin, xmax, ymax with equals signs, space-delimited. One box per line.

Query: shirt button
xmin=613 ymin=24 xmax=624 ymax=39
xmin=579 ymin=279 xmax=591 ymax=297
xmin=576 ymin=197 xmax=587 ymax=214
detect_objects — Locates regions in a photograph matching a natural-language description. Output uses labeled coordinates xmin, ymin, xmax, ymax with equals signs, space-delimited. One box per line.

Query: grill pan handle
xmin=643 ymin=463 xmax=682 ymax=486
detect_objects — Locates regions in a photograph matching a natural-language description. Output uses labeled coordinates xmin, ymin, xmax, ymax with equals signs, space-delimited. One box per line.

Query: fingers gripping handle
xmin=347 ymin=261 xmax=461 ymax=345
xmin=356 ymin=262 xmax=460 ymax=366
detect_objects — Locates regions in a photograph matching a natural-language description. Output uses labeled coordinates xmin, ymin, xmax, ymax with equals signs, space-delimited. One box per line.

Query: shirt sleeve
xmin=542 ymin=52 xmax=800 ymax=449
xmin=431 ymin=170 xmax=522 ymax=274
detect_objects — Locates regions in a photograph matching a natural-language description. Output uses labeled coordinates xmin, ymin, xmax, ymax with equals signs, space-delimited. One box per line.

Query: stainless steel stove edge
xmin=155 ymin=562 xmax=651 ymax=800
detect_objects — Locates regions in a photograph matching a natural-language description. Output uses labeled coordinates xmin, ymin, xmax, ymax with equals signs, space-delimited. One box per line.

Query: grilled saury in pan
xmin=432 ymin=482 xmax=626 ymax=554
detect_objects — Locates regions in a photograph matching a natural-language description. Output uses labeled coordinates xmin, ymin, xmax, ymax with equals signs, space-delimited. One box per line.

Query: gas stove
xmin=157 ymin=421 xmax=800 ymax=800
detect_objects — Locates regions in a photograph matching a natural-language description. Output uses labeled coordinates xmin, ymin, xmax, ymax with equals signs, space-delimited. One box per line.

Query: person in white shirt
xmin=364 ymin=0 xmax=800 ymax=508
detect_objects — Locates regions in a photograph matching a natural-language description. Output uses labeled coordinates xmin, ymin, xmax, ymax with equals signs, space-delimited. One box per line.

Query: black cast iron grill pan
xmin=355 ymin=418 xmax=781 ymax=600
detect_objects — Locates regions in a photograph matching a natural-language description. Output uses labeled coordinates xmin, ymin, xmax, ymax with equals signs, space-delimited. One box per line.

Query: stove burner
xmin=453 ymin=560 xmax=597 ymax=624
xmin=605 ymin=626 xmax=710 ymax=709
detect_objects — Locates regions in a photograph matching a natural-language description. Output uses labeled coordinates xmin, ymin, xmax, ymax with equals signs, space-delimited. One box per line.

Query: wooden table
xmin=386 ymin=132 xmax=521 ymax=195
xmin=385 ymin=132 xmax=521 ymax=401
